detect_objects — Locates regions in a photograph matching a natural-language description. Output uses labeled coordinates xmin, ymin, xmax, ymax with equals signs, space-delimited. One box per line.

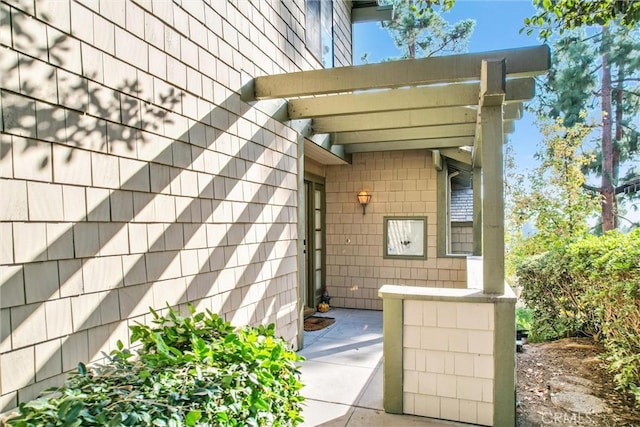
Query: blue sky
xmin=352 ymin=0 xmax=542 ymax=170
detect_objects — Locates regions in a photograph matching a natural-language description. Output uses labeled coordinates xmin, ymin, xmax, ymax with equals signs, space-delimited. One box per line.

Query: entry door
xmin=305 ymin=181 xmax=325 ymax=309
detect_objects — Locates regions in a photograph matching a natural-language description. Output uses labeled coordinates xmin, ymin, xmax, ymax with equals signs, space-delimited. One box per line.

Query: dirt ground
xmin=516 ymin=337 xmax=640 ymax=427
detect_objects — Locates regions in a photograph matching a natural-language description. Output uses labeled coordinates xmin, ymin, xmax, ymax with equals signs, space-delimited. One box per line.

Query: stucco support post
xmin=472 ymin=166 xmax=482 ymax=256
xmin=494 ymin=297 xmax=516 ymax=426
xmin=480 ymin=59 xmax=515 ymax=427
xmin=296 ymin=133 xmax=305 ymax=351
xmin=479 ymin=59 xmax=506 ymax=295
xmin=382 ymin=297 xmax=403 ymax=414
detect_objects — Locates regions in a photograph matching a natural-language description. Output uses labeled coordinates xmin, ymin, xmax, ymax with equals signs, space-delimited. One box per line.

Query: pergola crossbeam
xmin=343 ymin=136 xmax=475 ymax=153
xmin=334 ymin=123 xmax=477 ymax=144
xmin=312 ymin=107 xmax=477 ymax=133
xmin=250 ymin=45 xmax=550 ymax=99
xmin=504 ymin=103 xmax=523 ymax=120
xmin=312 ymin=103 xmax=523 ymax=134
xmin=288 ymin=78 xmax=534 ymax=119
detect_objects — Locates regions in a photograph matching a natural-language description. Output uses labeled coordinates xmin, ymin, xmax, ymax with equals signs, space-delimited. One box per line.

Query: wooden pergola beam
xmin=334 ymin=123 xmax=477 ymax=144
xmin=312 ymin=107 xmax=477 ymax=133
xmin=343 ymin=136 xmax=475 ymax=153
xmin=288 ymin=78 xmax=534 ymax=119
xmin=312 ymin=103 xmax=523 ymax=133
xmin=504 ymin=103 xmax=523 ymax=120
xmin=351 ymin=2 xmax=393 ymax=22
xmin=251 ymin=45 xmax=550 ymax=99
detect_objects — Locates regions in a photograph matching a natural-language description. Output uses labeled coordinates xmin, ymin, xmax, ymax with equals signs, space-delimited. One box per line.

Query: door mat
xmin=304 ymin=316 xmax=335 ymax=332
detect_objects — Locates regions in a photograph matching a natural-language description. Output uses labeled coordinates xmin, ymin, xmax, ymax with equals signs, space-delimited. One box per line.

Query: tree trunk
xmin=408 ymin=37 xmax=416 ymax=59
xmin=614 ymin=69 xmax=623 ymax=184
xmin=408 ymin=0 xmax=416 ymax=59
xmin=600 ymin=26 xmax=616 ymax=231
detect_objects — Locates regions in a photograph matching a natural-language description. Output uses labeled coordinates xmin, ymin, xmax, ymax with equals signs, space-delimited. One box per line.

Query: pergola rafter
xmin=344 ymin=136 xmax=476 ymax=153
xmin=334 ymin=123 xmax=477 ymax=145
xmin=287 ymin=78 xmax=534 ymax=119
xmin=312 ymin=107 xmax=476 ymax=133
xmin=333 ymin=121 xmax=517 ymax=146
xmin=311 ymin=104 xmax=523 ymax=133
xmin=251 ymin=45 xmax=550 ymax=99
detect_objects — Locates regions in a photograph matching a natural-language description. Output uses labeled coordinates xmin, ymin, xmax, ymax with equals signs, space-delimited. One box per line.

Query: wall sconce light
xmin=357 ymin=191 xmax=371 ymax=215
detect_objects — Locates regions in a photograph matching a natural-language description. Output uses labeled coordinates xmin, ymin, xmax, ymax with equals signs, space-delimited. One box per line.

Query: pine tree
xmin=381 ymin=0 xmax=474 ymax=60
xmin=532 ymin=23 xmax=640 ymax=231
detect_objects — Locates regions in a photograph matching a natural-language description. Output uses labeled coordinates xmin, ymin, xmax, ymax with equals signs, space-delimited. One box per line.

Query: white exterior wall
xmin=0 ymin=0 xmax=352 ymax=410
xmin=402 ymin=300 xmax=495 ymax=426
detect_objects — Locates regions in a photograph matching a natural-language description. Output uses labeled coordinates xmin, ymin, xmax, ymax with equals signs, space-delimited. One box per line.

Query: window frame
xmin=383 ymin=216 xmax=428 ymax=260
xmin=437 ymin=161 xmax=477 ymax=258
xmin=305 ymin=0 xmax=334 ymax=68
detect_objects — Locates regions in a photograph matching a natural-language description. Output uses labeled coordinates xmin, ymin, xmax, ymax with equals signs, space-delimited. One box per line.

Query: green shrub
xmin=515 ymin=306 xmax=533 ymax=332
xmin=517 ymin=249 xmax=597 ymax=342
xmin=517 ymin=229 xmax=640 ymax=404
xmin=568 ymin=229 xmax=640 ymax=403
xmin=6 ymin=305 xmax=305 ymax=426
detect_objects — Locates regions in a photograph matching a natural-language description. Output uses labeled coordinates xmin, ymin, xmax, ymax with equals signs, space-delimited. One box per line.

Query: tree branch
xmin=614 ymin=78 xmax=640 ymax=84
xmin=618 ymin=88 xmax=640 ymax=98
xmin=590 ymin=63 xmax=603 ymax=74
xmin=582 ymin=183 xmax=601 ymax=194
xmin=581 ymin=31 xmax=604 ymax=43
xmin=619 ymin=122 xmax=638 ymax=132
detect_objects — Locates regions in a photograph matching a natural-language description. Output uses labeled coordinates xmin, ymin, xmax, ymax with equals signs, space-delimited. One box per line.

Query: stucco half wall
xmin=379 ymin=281 xmax=517 ymax=426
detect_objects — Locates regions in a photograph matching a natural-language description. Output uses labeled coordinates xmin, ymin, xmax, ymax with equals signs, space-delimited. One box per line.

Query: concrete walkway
xmin=297 ymin=308 xmax=468 ymax=426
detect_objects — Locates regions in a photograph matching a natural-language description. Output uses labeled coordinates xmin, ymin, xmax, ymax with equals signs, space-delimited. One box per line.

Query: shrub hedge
xmin=6 ymin=306 xmax=305 ymax=426
xmin=517 ymin=228 xmax=640 ymax=403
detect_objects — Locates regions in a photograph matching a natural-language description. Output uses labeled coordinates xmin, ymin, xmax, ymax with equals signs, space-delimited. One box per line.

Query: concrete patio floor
xmin=297 ymin=308 xmax=469 ymax=426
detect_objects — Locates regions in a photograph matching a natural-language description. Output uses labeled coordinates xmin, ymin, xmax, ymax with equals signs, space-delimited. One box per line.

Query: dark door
xmin=305 ymin=180 xmax=325 ymax=309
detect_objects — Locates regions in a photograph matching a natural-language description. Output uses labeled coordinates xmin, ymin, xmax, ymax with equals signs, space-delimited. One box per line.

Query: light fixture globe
xmin=357 ymin=191 xmax=371 ymax=215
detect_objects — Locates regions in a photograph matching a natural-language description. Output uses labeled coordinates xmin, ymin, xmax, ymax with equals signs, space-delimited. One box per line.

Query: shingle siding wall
xmin=325 ymin=151 xmax=467 ymax=310
xmin=333 ymin=1 xmax=352 ymax=67
xmin=0 ymin=0 xmax=352 ymax=410
xmin=450 ymin=187 xmax=473 ymax=222
xmin=451 ymin=223 xmax=473 ymax=254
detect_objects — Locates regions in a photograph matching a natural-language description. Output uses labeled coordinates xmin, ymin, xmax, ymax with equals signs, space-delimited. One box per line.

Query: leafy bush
xmin=515 ymin=306 xmax=533 ymax=332
xmin=517 ymin=229 xmax=640 ymax=403
xmin=6 ymin=305 xmax=305 ymax=426
xmin=568 ymin=230 xmax=640 ymax=403
xmin=517 ymin=248 xmax=599 ymax=342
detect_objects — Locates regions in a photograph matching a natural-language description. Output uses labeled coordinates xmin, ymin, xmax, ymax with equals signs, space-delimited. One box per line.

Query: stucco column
xmin=479 ymin=60 xmax=506 ymax=295
xmin=494 ymin=298 xmax=516 ymax=426
xmin=382 ymin=297 xmax=403 ymax=414
xmin=472 ymin=166 xmax=482 ymax=256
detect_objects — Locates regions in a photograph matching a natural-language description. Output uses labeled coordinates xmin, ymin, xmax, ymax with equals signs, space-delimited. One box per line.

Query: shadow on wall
xmin=1 ymin=3 xmax=298 ymax=409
